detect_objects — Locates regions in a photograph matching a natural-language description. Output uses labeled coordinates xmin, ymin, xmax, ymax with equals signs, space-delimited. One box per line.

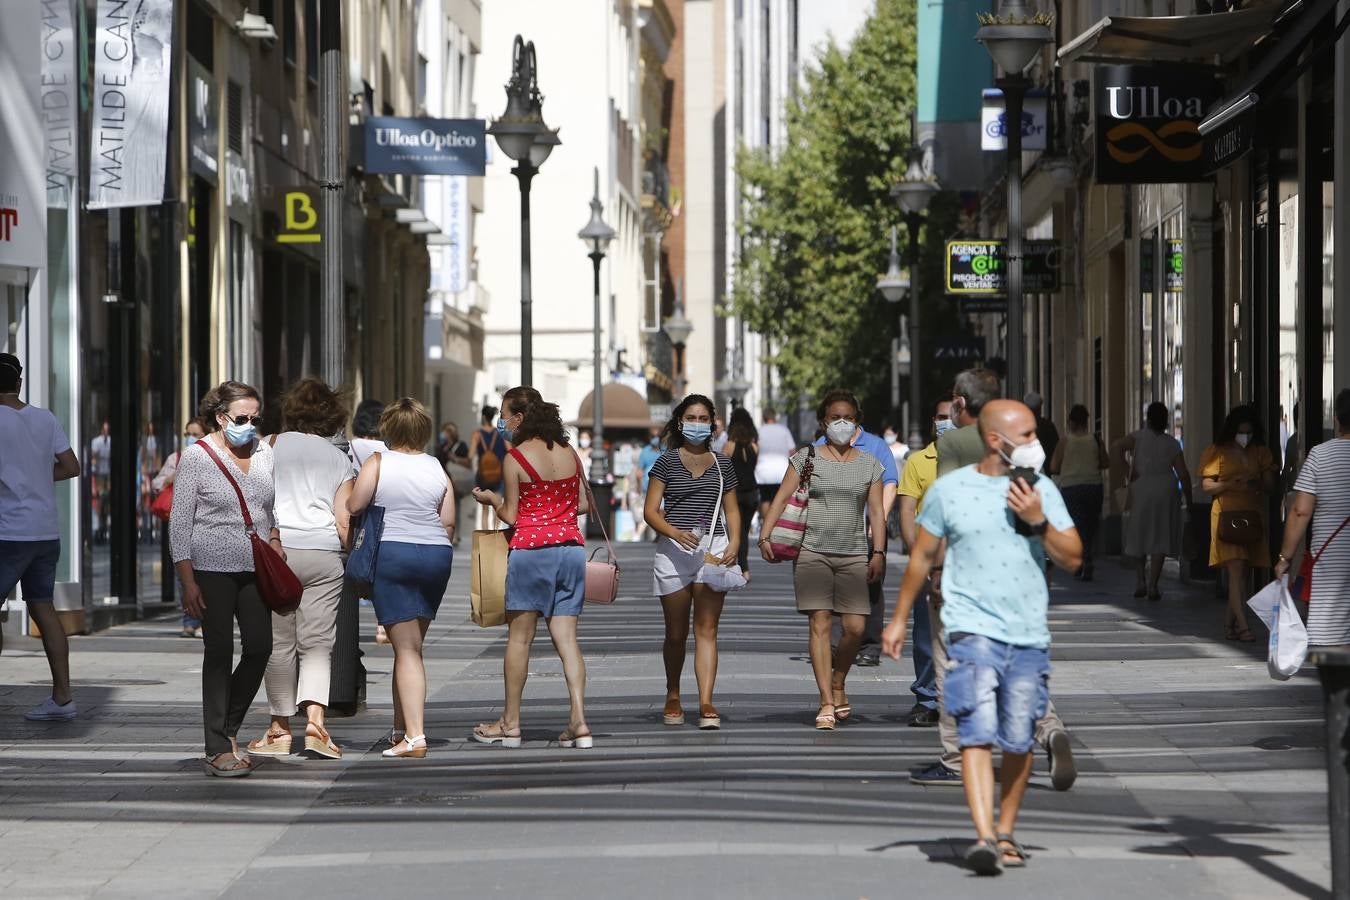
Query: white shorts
xmin=653 ymin=534 xmax=730 ymax=596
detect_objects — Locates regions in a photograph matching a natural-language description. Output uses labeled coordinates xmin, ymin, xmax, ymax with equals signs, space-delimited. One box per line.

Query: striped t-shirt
xmin=1293 ymin=438 xmax=1350 ymax=645
xmin=649 ymin=449 xmax=739 ymax=539
xmin=789 ymin=446 xmax=883 ymax=555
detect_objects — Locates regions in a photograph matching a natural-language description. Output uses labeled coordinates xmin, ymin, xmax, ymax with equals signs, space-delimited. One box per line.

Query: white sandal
xmin=381 ymin=734 xmax=427 ymax=758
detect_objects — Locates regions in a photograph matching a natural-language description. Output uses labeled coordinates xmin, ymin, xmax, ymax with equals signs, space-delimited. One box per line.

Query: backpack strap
xmin=508 ymin=447 xmax=544 ymax=483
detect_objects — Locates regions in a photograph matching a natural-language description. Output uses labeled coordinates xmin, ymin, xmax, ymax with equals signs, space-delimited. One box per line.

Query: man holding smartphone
xmin=882 ymin=400 xmax=1082 ymax=874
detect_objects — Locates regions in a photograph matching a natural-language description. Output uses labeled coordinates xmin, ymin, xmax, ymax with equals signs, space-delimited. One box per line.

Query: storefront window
xmin=1278 ymin=195 xmax=1299 ymax=456
xmin=1140 ymin=231 xmax=1154 ymax=419
xmin=1160 ymin=214 xmax=1184 ymax=443
xmin=1323 ymin=182 xmax=1335 ymax=437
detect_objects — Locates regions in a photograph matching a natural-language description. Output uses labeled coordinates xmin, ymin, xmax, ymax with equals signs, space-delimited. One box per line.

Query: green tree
xmin=731 ymin=0 xmax=973 ymax=429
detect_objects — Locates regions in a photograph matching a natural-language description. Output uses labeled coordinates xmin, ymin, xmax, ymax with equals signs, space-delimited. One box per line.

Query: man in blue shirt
xmin=881 ymin=400 xmax=1082 ymax=875
xmin=813 ymin=416 xmax=899 ymax=664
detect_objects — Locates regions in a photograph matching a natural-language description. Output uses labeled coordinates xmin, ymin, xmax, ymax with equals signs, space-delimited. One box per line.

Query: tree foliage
xmin=732 ymin=0 xmax=972 ymax=427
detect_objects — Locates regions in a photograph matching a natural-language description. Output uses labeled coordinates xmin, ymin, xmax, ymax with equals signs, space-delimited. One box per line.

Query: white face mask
xmin=883 ymin=431 xmax=898 ymax=444
xmin=997 ymin=433 xmax=1046 ymax=472
xmin=580 ymin=437 xmax=592 ymax=449
xmin=825 ymin=420 xmax=856 ymax=446
xmin=1235 ymin=433 xmax=1252 ymax=448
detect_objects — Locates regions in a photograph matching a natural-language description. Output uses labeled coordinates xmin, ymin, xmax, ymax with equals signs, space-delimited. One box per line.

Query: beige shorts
xmin=793 ymin=548 xmax=870 ymax=615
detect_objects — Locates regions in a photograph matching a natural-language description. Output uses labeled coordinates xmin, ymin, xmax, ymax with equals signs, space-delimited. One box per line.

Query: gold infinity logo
xmin=1105 ymin=120 xmax=1201 ymax=164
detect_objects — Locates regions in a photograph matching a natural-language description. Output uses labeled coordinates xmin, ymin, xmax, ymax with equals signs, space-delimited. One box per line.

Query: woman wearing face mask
xmin=170 ymin=382 xmax=279 ymax=777
xmin=760 ymin=390 xmax=886 ymax=730
xmin=1200 ymin=404 xmax=1277 ymax=641
xmin=152 ymin=417 xmax=208 ymax=637
xmin=644 ymin=394 xmax=741 ymax=730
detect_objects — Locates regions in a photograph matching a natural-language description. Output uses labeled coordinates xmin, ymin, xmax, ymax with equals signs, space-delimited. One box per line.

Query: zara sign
xmin=1093 ymin=65 xmax=1218 ymax=184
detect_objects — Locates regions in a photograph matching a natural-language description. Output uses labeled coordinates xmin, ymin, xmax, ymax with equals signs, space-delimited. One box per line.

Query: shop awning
xmin=1058 ymin=3 xmax=1283 ymax=66
xmin=1199 ymin=0 xmax=1344 ymax=134
xmin=574 ymin=383 xmax=657 ymax=431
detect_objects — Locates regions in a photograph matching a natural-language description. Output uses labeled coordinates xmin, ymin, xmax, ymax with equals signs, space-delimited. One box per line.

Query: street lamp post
xmin=664 ymin=282 xmax=694 ymax=400
xmin=488 ymin=36 xmax=561 ymax=388
xmin=578 ymin=168 xmax=616 ymax=537
xmin=889 ymin=132 xmax=939 ymax=449
xmin=976 ymin=0 xmax=1051 ymax=401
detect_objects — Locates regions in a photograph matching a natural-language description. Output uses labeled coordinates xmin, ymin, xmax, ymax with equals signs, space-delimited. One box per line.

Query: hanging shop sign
xmin=445 ymin=175 xmax=471 ymax=293
xmin=1203 ymin=107 xmax=1252 ymax=171
xmin=933 ymin=336 xmax=987 ymax=363
xmin=980 ymin=90 xmax=1048 ymax=152
xmin=41 ymin=0 xmax=77 ymax=209
xmin=1093 ymin=65 xmax=1218 ymax=184
xmin=0 ymin=0 xmax=45 ymax=268
xmin=1165 ymin=239 xmax=1184 ymax=292
xmin=88 ymin=0 xmax=174 ymax=208
xmin=274 ymin=189 xmax=321 ymax=244
xmin=363 ymin=117 xmax=486 ymax=176
xmin=188 ymin=57 xmax=218 ymax=182
xmin=945 ymin=240 xmax=1061 ymax=294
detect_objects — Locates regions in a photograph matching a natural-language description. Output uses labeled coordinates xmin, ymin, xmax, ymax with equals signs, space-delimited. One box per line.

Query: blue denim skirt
xmin=371 ymin=540 xmax=453 ymax=626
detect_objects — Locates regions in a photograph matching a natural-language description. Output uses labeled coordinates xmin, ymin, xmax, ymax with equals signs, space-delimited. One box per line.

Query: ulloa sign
xmin=1094 ymin=65 xmax=1218 ymax=184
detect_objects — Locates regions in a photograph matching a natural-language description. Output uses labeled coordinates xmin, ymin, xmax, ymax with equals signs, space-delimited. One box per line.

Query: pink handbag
xmin=578 ymin=456 xmax=620 ymax=603
xmin=767 ymin=445 xmax=814 ymax=560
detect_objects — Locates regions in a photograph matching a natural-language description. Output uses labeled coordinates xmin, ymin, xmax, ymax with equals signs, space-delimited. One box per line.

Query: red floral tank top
xmin=507 ymin=447 xmax=584 ymax=550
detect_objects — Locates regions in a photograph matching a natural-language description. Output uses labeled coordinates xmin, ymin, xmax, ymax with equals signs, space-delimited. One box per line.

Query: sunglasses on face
xmin=227 ymin=414 xmax=263 ymax=426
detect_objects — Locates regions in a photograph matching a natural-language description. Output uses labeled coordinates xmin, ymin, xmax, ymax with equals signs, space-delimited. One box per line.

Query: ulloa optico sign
xmin=1094 ymin=65 xmax=1218 ymax=184
xmin=364 ymin=117 xmax=486 ymax=176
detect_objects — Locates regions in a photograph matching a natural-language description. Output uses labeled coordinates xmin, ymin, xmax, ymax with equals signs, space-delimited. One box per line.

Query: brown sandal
xmin=246 ymin=730 xmax=293 ymax=756
xmin=304 ymin=724 xmax=341 ymax=759
xmin=202 ymin=752 xmax=253 ymax=777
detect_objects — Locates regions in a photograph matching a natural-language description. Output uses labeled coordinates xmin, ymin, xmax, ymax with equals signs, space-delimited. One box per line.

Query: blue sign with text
xmin=364 ymin=117 xmax=486 ymax=176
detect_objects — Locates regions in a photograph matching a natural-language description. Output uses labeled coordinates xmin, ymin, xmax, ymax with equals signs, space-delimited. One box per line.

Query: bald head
xmin=978 ymin=399 xmax=1036 ymax=460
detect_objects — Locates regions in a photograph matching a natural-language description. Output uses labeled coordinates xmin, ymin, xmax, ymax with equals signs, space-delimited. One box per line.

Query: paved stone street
xmin=0 ymin=542 xmax=1332 ymax=899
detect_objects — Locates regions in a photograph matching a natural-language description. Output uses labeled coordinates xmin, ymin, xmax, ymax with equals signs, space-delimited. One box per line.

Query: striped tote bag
xmin=766 ymin=446 xmax=814 ymax=560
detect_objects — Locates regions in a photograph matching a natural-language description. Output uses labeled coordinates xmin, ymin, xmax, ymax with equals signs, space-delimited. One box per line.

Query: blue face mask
xmin=223 ymin=421 xmax=257 ymax=447
xmin=184 ymin=435 xmax=199 ymax=446
xmin=495 ymin=418 xmax=514 ymax=443
xmin=681 ymin=422 xmax=713 ymax=445
xmin=649 ymin=437 xmax=660 ymax=448
xmin=934 ymin=418 xmax=956 ymax=438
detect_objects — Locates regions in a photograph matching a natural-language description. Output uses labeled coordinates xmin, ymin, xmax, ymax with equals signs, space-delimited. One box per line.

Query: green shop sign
xmin=945 ymin=240 xmax=1061 ymax=294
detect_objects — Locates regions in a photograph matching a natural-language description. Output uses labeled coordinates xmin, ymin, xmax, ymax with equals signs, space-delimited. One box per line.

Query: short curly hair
xmin=280 ymin=378 xmax=350 ymax=436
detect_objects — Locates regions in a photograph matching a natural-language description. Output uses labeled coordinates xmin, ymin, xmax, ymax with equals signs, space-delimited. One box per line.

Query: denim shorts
xmin=0 ymin=540 xmax=61 ymax=602
xmin=506 ymin=544 xmax=585 ymax=618
xmin=942 ymin=633 xmax=1050 ymax=753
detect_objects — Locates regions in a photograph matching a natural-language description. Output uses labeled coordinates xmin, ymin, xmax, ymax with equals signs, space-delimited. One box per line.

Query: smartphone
xmin=1011 ymin=468 xmax=1040 ymax=535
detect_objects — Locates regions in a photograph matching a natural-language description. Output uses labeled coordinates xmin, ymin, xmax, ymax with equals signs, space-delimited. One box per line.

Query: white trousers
xmin=263 ymin=547 xmax=345 ymax=716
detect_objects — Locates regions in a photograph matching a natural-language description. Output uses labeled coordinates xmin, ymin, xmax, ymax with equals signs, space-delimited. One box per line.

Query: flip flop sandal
xmin=471 ymin=722 xmax=522 ymax=748
xmin=246 ymin=731 xmax=293 ymax=756
xmin=965 ymin=837 xmax=1003 ymax=876
xmin=558 ymin=729 xmax=594 ymax=749
xmin=304 ymin=725 xmax=342 ymax=759
xmin=201 ymin=753 xmax=253 ymax=778
xmin=996 ymin=833 xmax=1031 ymax=868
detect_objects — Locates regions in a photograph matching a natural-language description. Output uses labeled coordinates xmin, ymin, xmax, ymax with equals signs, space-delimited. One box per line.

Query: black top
xmin=649 ymin=449 xmax=739 ymax=539
xmin=728 ymin=442 xmax=758 ymax=493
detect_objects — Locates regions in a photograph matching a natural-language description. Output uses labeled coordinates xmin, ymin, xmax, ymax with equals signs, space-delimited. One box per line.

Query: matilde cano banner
xmin=88 ymin=0 xmax=173 ymax=209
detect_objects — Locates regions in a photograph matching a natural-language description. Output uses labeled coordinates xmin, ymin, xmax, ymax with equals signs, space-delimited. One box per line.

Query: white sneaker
xmin=25 ymin=697 xmax=77 ymax=721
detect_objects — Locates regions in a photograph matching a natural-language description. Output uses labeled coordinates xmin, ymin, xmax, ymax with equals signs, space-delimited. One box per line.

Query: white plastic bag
xmin=1246 ymin=577 xmax=1309 ymax=680
xmin=697 ymin=562 xmax=748 ymax=593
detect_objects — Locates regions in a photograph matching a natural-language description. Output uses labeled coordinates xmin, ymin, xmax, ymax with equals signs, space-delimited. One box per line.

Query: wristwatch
xmin=1025 ymin=519 xmax=1049 ymax=536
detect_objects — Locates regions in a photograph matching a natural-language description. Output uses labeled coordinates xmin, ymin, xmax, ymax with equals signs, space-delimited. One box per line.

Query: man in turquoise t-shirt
xmin=881 ymin=400 xmax=1082 ymax=875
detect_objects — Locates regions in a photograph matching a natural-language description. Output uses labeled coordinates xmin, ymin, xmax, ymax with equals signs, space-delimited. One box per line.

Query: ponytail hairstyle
xmin=502 ymin=385 xmax=569 ymax=448
xmin=661 ymin=393 xmax=717 ymax=451
xmin=198 ymin=381 xmax=262 ymax=432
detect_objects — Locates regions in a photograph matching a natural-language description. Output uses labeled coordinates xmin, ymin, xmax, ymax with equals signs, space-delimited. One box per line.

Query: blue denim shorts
xmin=0 ymin=539 xmax=61 ymax=602
xmin=942 ymin=633 xmax=1050 ymax=753
xmin=506 ymin=544 xmax=585 ymax=618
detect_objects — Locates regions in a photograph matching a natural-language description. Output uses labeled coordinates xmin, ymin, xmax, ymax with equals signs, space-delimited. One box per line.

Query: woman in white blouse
xmin=170 ymin=381 xmax=279 ymax=777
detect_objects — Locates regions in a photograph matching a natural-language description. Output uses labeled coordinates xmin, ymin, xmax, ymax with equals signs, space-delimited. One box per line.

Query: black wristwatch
xmin=1025 ymin=519 xmax=1049 ymax=536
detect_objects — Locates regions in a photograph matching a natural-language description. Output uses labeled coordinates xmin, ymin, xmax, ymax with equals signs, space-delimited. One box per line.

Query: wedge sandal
xmin=245 ymin=730 xmax=293 ymax=756
xmin=471 ymin=721 xmax=522 ymax=748
xmin=304 ymin=724 xmax=341 ymax=760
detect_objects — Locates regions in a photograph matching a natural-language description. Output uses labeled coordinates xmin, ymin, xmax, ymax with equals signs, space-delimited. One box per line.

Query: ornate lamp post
xmin=889 ymin=134 xmax=939 ymax=448
xmin=578 ymin=168 xmax=616 ymax=536
xmin=663 ymin=285 xmax=694 ymax=400
xmin=976 ymin=0 xmax=1051 ymax=400
xmin=488 ymin=36 xmax=561 ymax=387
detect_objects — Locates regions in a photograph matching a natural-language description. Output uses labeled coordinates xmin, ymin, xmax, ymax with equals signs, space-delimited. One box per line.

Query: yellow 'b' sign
xmin=278 ymin=191 xmax=320 ymax=243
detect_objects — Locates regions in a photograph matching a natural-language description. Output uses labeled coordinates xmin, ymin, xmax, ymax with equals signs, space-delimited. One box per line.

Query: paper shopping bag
xmin=470 ymin=529 xmax=509 ymax=627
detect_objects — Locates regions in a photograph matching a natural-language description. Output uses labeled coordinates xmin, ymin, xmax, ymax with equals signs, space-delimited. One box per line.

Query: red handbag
xmin=1293 ymin=514 xmax=1350 ymax=603
xmin=150 ymin=486 xmax=174 ymax=522
xmin=197 ymin=440 xmax=303 ymax=614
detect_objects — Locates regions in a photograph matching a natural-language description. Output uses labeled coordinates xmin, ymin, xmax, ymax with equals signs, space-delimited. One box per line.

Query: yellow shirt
xmin=898 ymin=441 xmax=939 ymax=513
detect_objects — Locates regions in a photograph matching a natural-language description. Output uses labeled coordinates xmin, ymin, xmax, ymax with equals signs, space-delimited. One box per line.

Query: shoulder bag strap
xmin=708 ymin=455 xmax=726 ymax=540
xmin=575 ymin=451 xmax=615 ymax=561
xmin=509 ymin=446 xmax=544 ymax=482
xmin=1312 ymin=514 xmax=1350 ymax=566
xmin=197 ymin=439 xmax=256 ymax=533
